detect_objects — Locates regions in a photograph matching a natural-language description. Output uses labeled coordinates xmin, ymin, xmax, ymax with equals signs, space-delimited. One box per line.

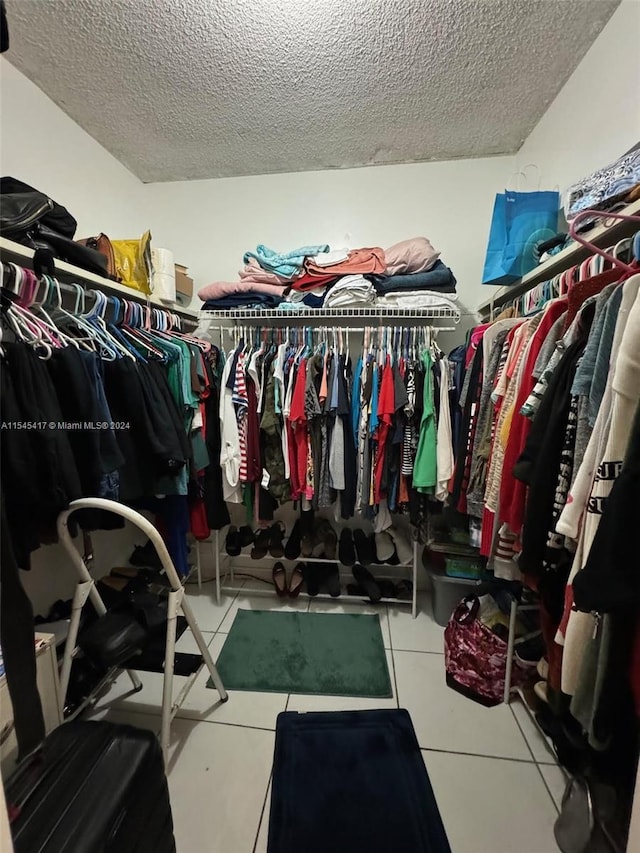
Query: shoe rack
xmin=195 ymin=530 xmax=419 ymax=618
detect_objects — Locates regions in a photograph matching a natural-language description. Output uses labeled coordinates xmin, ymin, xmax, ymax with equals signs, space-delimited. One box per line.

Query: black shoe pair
xmin=351 ymin=563 xmax=381 ymax=603
xmin=225 ymin=525 xmax=254 ymax=557
xmin=251 ymin=523 xmax=286 ymax=559
xmin=348 ymin=568 xmax=413 ymax=603
xmin=305 ymin=562 xmax=341 ymax=598
xmin=284 ymin=519 xmax=303 ymax=560
xmin=339 ymin=529 xmax=356 ymax=566
xmin=353 ymin=529 xmax=375 ymax=566
xmin=285 ymin=514 xmax=328 ymax=561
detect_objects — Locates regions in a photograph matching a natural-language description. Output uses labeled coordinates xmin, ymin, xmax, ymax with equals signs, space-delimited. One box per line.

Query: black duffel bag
xmin=0 ymin=177 xmax=114 ymax=279
xmin=0 ymin=176 xmax=77 ymax=237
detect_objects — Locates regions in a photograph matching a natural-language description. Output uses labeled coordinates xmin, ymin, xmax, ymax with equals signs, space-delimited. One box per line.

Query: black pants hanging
xmin=0 ymin=498 xmax=45 ymax=757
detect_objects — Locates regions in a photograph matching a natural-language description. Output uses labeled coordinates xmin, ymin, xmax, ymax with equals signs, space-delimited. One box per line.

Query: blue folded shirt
xmin=366 ymin=260 xmax=457 ymax=295
xmin=243 ymin=244 xmax=330 ymax=279
xmin=202 ymin=293 xmax=284 ymax=310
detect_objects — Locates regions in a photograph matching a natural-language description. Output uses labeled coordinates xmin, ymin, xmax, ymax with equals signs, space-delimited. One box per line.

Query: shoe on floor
xmin=338 ymin=528 xmax=356 ymax=566
xmin=272 ymin=561 xmax=288 ymax=597
xmin=238 ymin=525 xmax=255 ymax=548
xmin=514 ymin=633 xmax=545 ymax=668
xmin=325 ymin=563 xmax=341 ymax=598
xmin=284 ymin=520 xmax=302 ymax=561
xmin=374 ymin=531 xmax=395 ymax=562
xmin=352 ymin=563 xmax=381 ymax=603
xmin=288 ymin=562 xmax=305 ymax=598
xmin=388 ymin=528 xmax=413 ymax=564
xmin=377 ymin=579 xmax=397 ymax=599
xmin=534 ymin=681 xmax=549 ymax=704
xmin=251 ymin=527 xmax=272 ymax=560
xmin=353 ymin=529 xmax=373 ymax=566
xmin=316 ymin=519 xmax=338 ymax=560
xmin=300 ymin=509 xmax=315 ymax=557
xmin=305 ymin=562 xmax=321 ymax=597
xmin=225 ymin=525 xmax=241 ymax=557
xmin=268 ymin=521 xmax=286 ymax=558
xmin=537 ymin=658 xmax=549 ymax=681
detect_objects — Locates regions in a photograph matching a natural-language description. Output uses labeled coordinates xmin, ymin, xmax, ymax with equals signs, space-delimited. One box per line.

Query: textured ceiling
xmin=6 ymin=0 xmax=620 ymax=182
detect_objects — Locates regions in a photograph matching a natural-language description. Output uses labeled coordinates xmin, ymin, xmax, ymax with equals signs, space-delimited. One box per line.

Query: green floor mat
xmin=207 ymin=609 xmax=392 ymax=697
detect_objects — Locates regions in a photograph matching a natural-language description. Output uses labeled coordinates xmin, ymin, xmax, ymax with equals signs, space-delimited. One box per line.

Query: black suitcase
xmin=6 ymin=720 xmax=176 ymax=853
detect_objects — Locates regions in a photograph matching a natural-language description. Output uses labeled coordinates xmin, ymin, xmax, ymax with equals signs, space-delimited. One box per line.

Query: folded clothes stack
xmin=198 ymin=235 xmax=458 ymax=310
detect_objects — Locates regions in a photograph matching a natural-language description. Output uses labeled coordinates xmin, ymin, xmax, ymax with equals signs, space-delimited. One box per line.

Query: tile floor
xmin=87 ymin=584 xmax=565 ymax=853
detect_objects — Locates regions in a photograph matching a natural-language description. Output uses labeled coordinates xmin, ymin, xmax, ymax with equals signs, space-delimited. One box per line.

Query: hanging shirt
xmin=373 ymin=357 xmax=395 ymax=504
xmin=413 ymin=348 xmax=437 ymax=493
xmin=288 ymin=358 xmax=309 ymax=500
xmin=436 ymin=357 xmax=454 ymax=501
xmin=351 ymin=356 xmax=363 ymax=448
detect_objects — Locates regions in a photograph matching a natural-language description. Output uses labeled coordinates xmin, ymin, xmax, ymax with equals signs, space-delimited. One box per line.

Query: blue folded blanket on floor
xmin=202 ymin=293 xmax=284 ymax=309
xmin=366 ymin=260 xmax=457 ymax=295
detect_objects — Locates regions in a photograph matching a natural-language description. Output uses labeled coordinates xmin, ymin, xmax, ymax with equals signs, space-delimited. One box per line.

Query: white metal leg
xmin=411 ymin=539 xmax=418 ymax=619
xmin=229 ymin=527 xmax=235 ymax=585
xmin=214 ymin=530 xmax=221 ymax=605
xmin=195 ymin=540 xmax=202 ymax=590
xmin=181 ymin=594 xmax=228 ymax=701
xmin=59 ymin=579 xmax=93 ymax=714
xmin=503 ymin=597 xmax=518 ymax=703
xmin=56 ymin=498 xmax=228 ymax=765
xmin=161 ymin=588 xmax=180 ymax=760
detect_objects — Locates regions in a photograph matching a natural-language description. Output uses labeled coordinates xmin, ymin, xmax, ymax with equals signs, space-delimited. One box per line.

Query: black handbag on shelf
xmin=0 ymin=176 xmax=115 ymax=279
xmin=0 ymin=177 xmax=77 ymax=238
xmin=24 ymin=222 xmax=112 ymax=278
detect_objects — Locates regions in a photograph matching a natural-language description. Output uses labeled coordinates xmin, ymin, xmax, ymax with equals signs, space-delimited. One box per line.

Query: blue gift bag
xmin=482 ymin=190 xmax=559 ymax=285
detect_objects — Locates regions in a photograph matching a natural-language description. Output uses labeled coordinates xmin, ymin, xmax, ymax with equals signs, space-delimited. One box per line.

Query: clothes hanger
xmin=27 ymin=273 xmax=81 ymax=350
xmin=120 ymin=299 xmax=166 ymax=359
xmin=47 ymin=279 xmax=111 ymax=356
xmin=568 ymin=208 xmax=640 ymax=274
xmin=82 ymin=289 xmax=132 ymax=361
xmin=1 ymin=282 xmax=56 ymax=358
xmin=5 ymin=267 xmax=65 ymax=352
xmin=109 ymin=299 xmax=154 ymax=361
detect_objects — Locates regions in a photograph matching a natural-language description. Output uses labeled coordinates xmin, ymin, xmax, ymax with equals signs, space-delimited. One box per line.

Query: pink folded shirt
xmin=384 ymin=237 xmax=440 ymax=276
xmin=239 ymin=258 xmax=293 ymax=285
xmin=198 ymin=279 xmax=287 ymax=301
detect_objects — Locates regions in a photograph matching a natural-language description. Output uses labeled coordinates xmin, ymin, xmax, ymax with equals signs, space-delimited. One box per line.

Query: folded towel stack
xmin=198 ymin=235 xmax=458 ymax=310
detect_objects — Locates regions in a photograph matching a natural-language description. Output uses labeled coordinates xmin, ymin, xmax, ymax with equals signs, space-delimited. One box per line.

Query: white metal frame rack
xmin=196 ymin=305 xmax=462 ymax=619
xmin=196 ymin=531 xmax=420 ymax=618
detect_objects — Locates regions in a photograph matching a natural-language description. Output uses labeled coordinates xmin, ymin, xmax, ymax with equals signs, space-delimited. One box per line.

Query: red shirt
xmin=499 ymin=298 xmax=568 ymax=534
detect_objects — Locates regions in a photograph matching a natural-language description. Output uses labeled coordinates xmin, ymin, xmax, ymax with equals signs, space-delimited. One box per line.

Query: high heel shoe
xmin=272 ymin=562 xmax=288 ymax=597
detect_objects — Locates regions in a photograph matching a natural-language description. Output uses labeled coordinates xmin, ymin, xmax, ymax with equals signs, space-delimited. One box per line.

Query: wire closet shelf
xmin=198 ymin=305 xmax=461 ymax=323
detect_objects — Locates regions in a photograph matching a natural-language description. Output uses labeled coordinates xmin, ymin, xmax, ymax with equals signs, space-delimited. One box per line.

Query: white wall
xmin=515 ymin=0 xmax=640 ymax=197
xmin=0 ymin=60 xmax=149 ymax=238
xmin=146 ymin=156 xmax=514 ymax=314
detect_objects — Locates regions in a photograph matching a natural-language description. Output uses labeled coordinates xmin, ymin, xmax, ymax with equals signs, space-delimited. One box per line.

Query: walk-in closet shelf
xmin=0 ymin=236 xmax=199 ymax=324
xmin=200 ymin=306 xmax=461 ymax=323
